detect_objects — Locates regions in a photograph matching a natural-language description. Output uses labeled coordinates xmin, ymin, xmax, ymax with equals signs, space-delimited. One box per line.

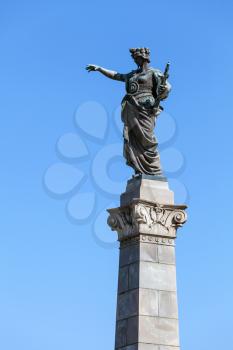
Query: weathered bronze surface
xmin=86 ymin=48 xmax=171 ymax=176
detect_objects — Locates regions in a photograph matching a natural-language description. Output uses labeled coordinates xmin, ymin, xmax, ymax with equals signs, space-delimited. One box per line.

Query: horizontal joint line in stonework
xmin=118 ymin=287 xmax=177 ymax=294
xmin=120 ymin=260 xmax=176 ymax=267
xmin=142 ymin=344 xmax=179 ymax=348
xmin=116 ymin=342 xmax=179 ymax=349
xmin=117 ymin=314 xmax=178 ymax=321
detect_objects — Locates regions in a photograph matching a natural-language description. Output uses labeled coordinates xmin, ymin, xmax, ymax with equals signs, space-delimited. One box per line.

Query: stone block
xmin=139 ymin=316 xmax=179 ymax=347
xmin=120 ymin=244 xmax=140 ymax=267
xmin=127 ymin=316 xmax=138 ymax=345
xmin=117 ymin=289 xmax=139 ymax=320
xmin=159 ymin=291 xmax=178 ymax=319
xmin=120 ymin=178 xmax=174 ymax=206
xmin=118 ymin=266 xmax=129 ymax=294
xmin=139 ymin=289 xmax=159 ymax=317
xmin=115 ymin=319 xmax=128 ymax=348
xmin=138 ymin=344 xmax=159 ymax=350
xmin=159 ymin=347 xmax=180 ymax=350
xmin=158 ymin=245 xmax=175 ymax=265
xmin=140 ymin=243 xmax=158 ymax=263
xmin=119 ymin=345 xmax=138 ymax=350
xmin=140 ymin=262 xmax=177 ymax=292
xmin=129 ymin=263 xmax=139 ymax=290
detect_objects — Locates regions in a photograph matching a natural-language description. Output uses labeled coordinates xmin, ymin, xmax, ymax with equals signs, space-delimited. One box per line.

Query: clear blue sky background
xmin=0 ymin=1 xmax=233 ymax=349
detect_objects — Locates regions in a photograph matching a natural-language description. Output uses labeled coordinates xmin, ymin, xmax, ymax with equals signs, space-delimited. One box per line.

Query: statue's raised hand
xmin=86 ymin=64 xmax=100 ymax=72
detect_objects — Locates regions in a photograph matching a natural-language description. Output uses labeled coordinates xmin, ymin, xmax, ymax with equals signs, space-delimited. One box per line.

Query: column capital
xmin=107 ymin=199 xmax=187 ymax=242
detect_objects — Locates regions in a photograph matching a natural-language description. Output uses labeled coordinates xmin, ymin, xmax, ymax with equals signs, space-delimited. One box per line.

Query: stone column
xmin=107 ymin=176 xmax=187 ymax=350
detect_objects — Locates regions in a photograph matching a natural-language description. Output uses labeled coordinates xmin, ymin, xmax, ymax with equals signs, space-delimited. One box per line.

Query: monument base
xmin=108 ymin=178 xmax=187 ymax=350
xmin=115 ymin=233 xmax=180 ymax=350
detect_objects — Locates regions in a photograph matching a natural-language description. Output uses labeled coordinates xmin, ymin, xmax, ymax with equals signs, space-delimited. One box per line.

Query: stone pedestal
xmin=107 ymin=177 xmax=187 ymax=350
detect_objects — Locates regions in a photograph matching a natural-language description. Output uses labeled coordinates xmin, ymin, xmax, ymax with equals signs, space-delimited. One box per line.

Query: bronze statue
xmin=86 ymin=48 xmax=171 ymax=176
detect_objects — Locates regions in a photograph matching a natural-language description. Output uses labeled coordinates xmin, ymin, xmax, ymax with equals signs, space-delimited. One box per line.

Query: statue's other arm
xmin=86 ymin=64 xmax=127 ymax=82
xmin=152 ymin=69 xmax=172 ymax=101
xmin=159 ymin=80 xmax=171 ymax=100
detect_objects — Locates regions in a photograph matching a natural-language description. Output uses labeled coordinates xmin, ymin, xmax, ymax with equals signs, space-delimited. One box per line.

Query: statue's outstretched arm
xmin=86 ymin=64 xmax=126 ymax=82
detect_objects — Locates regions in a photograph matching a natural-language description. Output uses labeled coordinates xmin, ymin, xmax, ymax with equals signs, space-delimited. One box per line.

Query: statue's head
xmin=130 ymin=47 xmax=151 ymax=66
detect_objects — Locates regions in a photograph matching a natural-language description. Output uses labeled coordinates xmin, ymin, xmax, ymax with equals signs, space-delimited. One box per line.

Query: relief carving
xmin=107 ymin=200 xmax=187 ymax=241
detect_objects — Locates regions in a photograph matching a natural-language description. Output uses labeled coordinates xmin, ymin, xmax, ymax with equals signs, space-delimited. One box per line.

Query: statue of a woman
xmin=86 ymin=48 xmax=171 ymax=176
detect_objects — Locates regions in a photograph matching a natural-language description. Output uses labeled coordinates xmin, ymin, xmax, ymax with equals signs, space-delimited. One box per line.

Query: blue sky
xmin=0 ymin=0 xmax=233 ymax=349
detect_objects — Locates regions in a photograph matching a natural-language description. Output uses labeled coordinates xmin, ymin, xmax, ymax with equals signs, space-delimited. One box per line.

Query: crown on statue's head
xmin=129 ymin=47 xmax=151 ymax=62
